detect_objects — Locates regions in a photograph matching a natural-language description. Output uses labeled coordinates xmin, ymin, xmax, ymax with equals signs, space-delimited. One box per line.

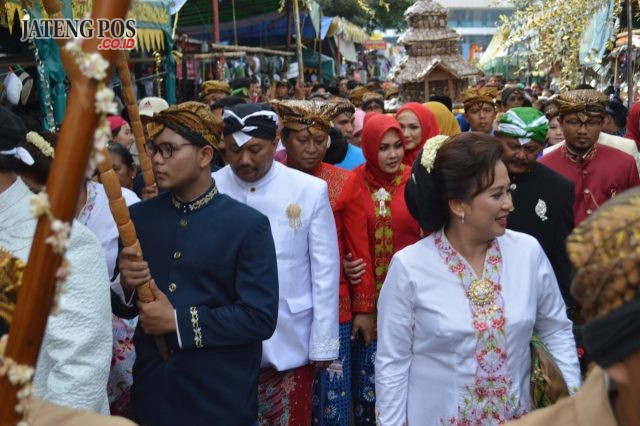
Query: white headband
xmin=223 ymin=109 xmax=279 ymax=147
xmin=0 ymin=147 xmax=34 ymax=165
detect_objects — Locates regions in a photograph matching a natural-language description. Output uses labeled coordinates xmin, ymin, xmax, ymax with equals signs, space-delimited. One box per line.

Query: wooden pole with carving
xmin=0 ymin=0 xmax=132 ymax=421
xmin=97 ymin=150 xmax=169 ymax=360
xmin=292 ymin=0 xmax=305 ymax=86
xmin=114 ymin=51 xmax=156 ymax=192
xmin=97 ymin=152 xmax=153 ymax=302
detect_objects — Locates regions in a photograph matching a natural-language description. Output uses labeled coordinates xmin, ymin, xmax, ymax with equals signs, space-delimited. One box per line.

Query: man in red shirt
xmin=539 ymin=90 xmax=640 ymax=225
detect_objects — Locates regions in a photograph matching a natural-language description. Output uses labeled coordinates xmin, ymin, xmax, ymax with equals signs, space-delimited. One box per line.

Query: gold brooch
xmin=286 ymin=203 xmax=302 ymax=231
xmin=468 ymin=278 xmax=495 ymax=306
xmin=0 ymin=248 xmax=26 ymax=326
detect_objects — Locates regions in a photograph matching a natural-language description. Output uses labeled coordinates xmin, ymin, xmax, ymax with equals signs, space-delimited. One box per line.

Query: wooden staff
xmin=97 ymin=152 xmax=153 ymax=302
xmin=292 ymin=0 xmax=305 ymax=86
xmin=97 ymin=150 xmax=169 ymax=361
xmin=0 ymin=0 xmax=132 ymax=421
xmin=114 ymin=51 xmax=155 ymax=191
xmin=112 ymin=54 xmax=170 ymax=359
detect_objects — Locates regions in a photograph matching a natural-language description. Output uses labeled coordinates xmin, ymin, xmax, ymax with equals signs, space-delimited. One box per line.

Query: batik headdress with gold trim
xmin=271 ymin=100 xmax=340 ymax=135
xmin=567 ymin=187 xmax=640 ymax=369
xmin=362 ymin=92 xmax=384 ymax=111
xmin=199 ymin=80 xmax=231 ymax=100
xmin=348 ymin=86 xmax=368 ymax=107
xmin=461 ymin=87 xmax=499 ymax=110
xmin=384 ymin=85 xmax=399 ymax=100
xmin=554 ymin=89 xmax=608 ymax=121
xmin=326 ymin=98 xmax=355 ymax=119
xmin=146 ymin=101 xmax=224 ymax=149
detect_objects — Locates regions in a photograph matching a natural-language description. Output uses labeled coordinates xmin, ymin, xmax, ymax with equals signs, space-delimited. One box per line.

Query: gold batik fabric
xmin=461 ymin=87 xmax=498 ymax=109
xmin=554 ymin=89 xmax=608 ymax=121
xmin=271 ymin=100 xmax=340 ymax=134
xmin=199 ymin=80 xmax=231 ymax=99
xmin=146 ymin=101 xmax=224 ymax=148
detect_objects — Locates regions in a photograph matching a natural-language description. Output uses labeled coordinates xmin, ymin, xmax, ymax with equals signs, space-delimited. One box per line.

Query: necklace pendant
xmin=468 ymin=278 xmax=495 ymax=306
xmin=373 ymin=188 xmax=390 ymax=217
xmin=378 ymin=200 xmax=387 ymax=217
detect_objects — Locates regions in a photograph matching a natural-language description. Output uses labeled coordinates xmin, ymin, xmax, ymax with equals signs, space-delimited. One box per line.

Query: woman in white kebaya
xmin=375 ymin=132 xmax=580 ymax=425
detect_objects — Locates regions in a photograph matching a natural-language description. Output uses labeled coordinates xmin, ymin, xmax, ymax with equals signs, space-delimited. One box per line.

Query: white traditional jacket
xmin=0 ymin=178 xmax=112 ymax=414
xmin=214 ymin=162 xmax=340 ymax=370
xmin=375 ymin=230 xmax=581 ymax=426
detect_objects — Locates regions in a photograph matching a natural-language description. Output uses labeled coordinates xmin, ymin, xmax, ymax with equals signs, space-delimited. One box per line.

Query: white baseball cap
xmin=3 ymin=73 xmax=22 ymax=106
xmin=138 ymin=97 xmax=169 ymax=117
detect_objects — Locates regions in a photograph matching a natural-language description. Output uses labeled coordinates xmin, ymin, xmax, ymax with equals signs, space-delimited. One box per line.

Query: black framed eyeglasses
xmin=144 ymin=141 xmax=195 ymax=159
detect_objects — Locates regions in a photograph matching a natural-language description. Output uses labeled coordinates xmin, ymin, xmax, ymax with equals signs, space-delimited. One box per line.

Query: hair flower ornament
xmin=26 ymin=131 xmax=54 ymax=158
xmin=420 ymin=135 xmax=449 ymax=173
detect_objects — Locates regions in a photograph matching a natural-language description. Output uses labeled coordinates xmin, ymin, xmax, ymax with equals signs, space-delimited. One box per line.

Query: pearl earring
xmin=461 ymin=212 xmax=465 ymax=224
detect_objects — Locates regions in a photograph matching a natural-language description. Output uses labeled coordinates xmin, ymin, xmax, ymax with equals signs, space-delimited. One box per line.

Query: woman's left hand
xmin=312 ymin=360 xmax=333 ymax=370
xmin=351 ymin=313 xmax=376 ymax=345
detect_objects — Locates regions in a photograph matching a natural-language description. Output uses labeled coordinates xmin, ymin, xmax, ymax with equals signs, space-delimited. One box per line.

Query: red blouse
xmin=540 ymin=144 xmax=640 ymax=225
xmin=312 ymin=163 xmax=376 ymax=323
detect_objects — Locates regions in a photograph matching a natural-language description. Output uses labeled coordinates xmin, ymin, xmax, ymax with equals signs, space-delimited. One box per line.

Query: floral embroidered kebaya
xmin=368 ymin=166 xmax=405 ymax=293
xmin=434 ymin=230 xmax=527 ymax=424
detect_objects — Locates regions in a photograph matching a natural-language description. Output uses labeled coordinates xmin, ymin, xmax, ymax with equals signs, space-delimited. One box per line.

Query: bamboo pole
xmin=0 ymin=0 xmax=133 ymax=421
xmin=627 ymin=0 xmax=633 ymax=109
xmin=317 ymin=2 xmax=322 ymax=83
xmin=212 ymin=0 xmax=220 ymax=43
xmin=292 ymin=0 xmax=305 ymax=86
xmin=97 ymin=152 xmax=152 ymax=303
xmin=97 ymin=150 xmax=169 ymax=360
xmin=114 ymin=51 xmax=155 ymax=190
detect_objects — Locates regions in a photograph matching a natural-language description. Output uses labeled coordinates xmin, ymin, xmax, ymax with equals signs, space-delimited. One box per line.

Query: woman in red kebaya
xmin=350 ymin=113 xmax=421 ymax=424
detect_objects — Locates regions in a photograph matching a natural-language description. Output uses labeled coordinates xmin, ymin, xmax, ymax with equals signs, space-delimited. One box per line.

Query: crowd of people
xmin=0 ymin=71 xmax=639 ymax=426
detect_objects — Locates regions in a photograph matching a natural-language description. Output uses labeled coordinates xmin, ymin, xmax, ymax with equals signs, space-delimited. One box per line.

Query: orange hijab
xmin=395 ymin=102 xmax=440 ymax=166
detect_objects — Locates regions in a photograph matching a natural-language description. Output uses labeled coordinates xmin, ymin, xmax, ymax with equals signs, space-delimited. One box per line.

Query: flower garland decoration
xmin=64 ymin=36 xmax=118 ymax=178
xmin=29 ymin=191 xmax=70 ymax=314
xmin=0 ymin=255 xmax=34 ymax=426
xmin=0 ymin=348 xmax=35 ymax=426
xmin=420 ymin=135 xmax=449 ymax=173
xmin=28 ymin=38 xmax=56 ymax=131
xmin=0 ymin=190 xmax=74 ymax=424
xmin=1 ymin=19 xmax=115 ymax=426
xmin=25 ymin=132 xmax=54 ymax=159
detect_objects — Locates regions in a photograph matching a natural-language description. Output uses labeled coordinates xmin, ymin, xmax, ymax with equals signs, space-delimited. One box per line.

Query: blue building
xmin=438 ymin=0 xmax=514 ymax=62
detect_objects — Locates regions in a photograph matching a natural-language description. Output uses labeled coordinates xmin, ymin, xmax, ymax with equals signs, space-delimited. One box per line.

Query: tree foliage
xmin=321 ymin=0 xmax=414 ymax=30
xmin=499 ymin=0 xmax=622 ymax=82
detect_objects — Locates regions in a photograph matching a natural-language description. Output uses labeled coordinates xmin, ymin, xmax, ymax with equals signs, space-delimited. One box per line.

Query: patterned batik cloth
xmin=258 ymin=364 xmax=316 ymax=426
xmin=312 ymin=322 xmax=352 ymax=425
xmin=351 ymin=339 xmax=377 ymax=425
xmin=108 ymin=315 xmax=137 ymax=417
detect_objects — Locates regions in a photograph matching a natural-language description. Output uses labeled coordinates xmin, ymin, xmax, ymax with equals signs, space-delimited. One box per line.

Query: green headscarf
xmin=497 ymin=107 xmax=549 ymax=144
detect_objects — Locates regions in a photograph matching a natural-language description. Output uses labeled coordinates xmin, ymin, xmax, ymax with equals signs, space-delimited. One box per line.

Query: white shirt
xmin=214 ymin=162 xmax=340 ymax=370
xmin=77 ymin=181 xmax=139 ymax=298
xmin=375 ymin=230 xmax=581 ymax=426
xmin=0 ymin=178 xmax=112 ymax=414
